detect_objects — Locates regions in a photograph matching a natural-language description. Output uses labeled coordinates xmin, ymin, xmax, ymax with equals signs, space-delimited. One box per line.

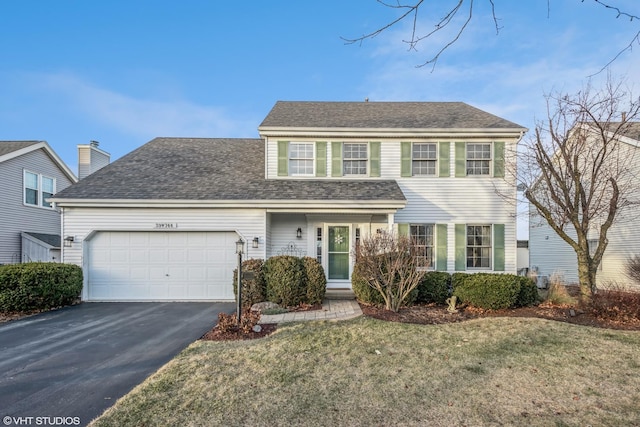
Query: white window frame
xmin=24 ymin=170 xmax=56 ymax=209
xmin=343 ymin=142 xmax=368 ymax=176
xmin=466 ymin=224 xmax=492 ymax=269
xmin=466 ymin=143 xmax=492 ymax=176
xmin=410 ymin=224 xmax=435 ymax=270
xmin=412 ymin=143 xmax=437 ymax=176
xmin=289 ymin=142 xmax=315 ymax=176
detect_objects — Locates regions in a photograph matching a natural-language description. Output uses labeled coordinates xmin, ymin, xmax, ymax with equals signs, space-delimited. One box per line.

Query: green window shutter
xmin=397 ymin=223 xmax=409 ymax=237
xmin=455 ymin=142 xmax=466 ymax=177
xmin=331 ymin=141 xmax=343 ymax=177
xmin=277 ymin=141 xmax=289 ymax=176
xmin=439 ymin=142 xmax=450 ymax=177
xmin=455 ymin=224 xmax=466 ymax=271
xmin=494 ymin=224 xmax=505 ymax=271
xmin=436 ymin=224 xmax=448 ymax=271
xmin=370 ymin=141 xmax=381 ymax=177
xmin=400 ymin=142 xmax=412 ymax=177
xmin=316 ymin=141 xmax=327 ymax=177
xmin=493 ymin=141 xmax=505 ymax=178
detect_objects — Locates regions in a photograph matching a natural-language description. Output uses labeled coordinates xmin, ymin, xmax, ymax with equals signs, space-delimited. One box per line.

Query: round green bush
xmin=351 ymin=262 xmax=386 ymax=306
xmin=302 ymin=257 xmax=326 ymax=305
xmin=452 ymin=273 xmax=536 ymax=310
xmin=233 ymin=258 xmax=267 ymax=308
xmin=264 ymin=255 xmax=306 ymax=307
xmin=0 ymin=262 xmax=83 ymax=312
xmin=516 ymin=276 xmax=539 ymax=307
xmin=417 ymin=271 xmax=451 ymax=304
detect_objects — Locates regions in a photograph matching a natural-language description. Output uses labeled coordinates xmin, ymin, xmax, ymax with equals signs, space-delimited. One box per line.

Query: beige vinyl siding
xmin=0 ymin=148 xmax=74 ymax=264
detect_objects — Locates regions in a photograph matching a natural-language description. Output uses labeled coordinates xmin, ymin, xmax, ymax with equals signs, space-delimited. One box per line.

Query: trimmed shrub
xmin=264 ymin=255 xmax=306 ymax=307
xmin=516 ymin=276 xmax=539 ymax=307
xmin=417 ymin=271 xmax=451 ymax=304
xmin=0 ymin=262 xmax=83 ymax=312
xmin=302 ymin=257 xmax=327 ymax=305
xmin=351 ymin=261 xmax=386 ymax=306
xmin=233 ymin=258 xmax=267 ymax=308
xmin=452 ymin=273 xmax=533 ymax=310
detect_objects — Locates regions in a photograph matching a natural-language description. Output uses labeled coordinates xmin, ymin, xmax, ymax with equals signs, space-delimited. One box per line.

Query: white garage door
xmin=87 ymin=231 xmax=237 ymax=301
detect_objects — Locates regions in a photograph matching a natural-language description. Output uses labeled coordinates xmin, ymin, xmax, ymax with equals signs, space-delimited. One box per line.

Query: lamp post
xmin=235 ymin=237 xmax=244 ymax=323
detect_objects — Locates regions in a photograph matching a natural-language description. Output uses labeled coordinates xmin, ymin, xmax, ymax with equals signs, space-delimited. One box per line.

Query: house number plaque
xmin=154 ymin=223 xmax=178 ymax=229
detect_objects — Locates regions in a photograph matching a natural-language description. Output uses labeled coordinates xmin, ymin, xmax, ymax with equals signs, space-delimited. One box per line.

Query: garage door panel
xmin=88 ymin=231 xmax=236 ymax=301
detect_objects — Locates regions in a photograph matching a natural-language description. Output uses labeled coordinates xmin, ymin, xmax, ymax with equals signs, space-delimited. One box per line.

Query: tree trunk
xmin=576 ymin=251 xmax=596 ymax=302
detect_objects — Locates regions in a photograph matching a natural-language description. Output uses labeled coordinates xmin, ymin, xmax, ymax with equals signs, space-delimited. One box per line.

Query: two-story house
xmin=51 ymin=101 xmax=526 ymax=301
xmin=0 ymin=141 xmax=77 ymax=264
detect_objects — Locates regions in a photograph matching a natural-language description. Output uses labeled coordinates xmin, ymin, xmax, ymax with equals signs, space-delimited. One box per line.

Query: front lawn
xmin=90 ymin=317 xmax=640 ymax=426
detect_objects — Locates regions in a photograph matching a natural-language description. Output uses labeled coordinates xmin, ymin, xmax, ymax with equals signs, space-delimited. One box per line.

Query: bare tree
xmin=519 ymin=77 xmax=640 ymax=300
xmin=342 ymin=1 xmax=640 ymax=70
xmin=354 ymin=232 xmax=426 ymax=312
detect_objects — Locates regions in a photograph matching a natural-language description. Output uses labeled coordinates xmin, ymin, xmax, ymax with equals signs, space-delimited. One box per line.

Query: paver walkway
xmin=258 ymin=299 xmax=362 ymax=324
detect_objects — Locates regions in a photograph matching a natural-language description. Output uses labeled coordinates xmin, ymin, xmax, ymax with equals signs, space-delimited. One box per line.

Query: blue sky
xmin=2 ymin=1 xmax=639 ymax=237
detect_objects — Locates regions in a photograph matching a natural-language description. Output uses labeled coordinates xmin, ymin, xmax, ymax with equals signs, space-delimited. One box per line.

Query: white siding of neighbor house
xmin=61 ymin=207 xmax=268 ymax=268
xmin=0 ymin=148 xmax=74 ymax=264
xmin=529 ymin=136 xmax=640 ymax=290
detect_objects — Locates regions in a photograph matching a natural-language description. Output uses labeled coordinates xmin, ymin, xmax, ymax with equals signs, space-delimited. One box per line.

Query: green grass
xmin=90 ymin=317 xmax=640 ymax=426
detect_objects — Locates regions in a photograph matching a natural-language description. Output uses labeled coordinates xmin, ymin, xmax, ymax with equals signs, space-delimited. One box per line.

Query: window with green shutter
xmin=436 ymin=224 xmax=447 ymax=270
xmin=316 ymin=141 xmax=327 ymax=177
xmin=400 ymin=142 xmax=412 ymax=177
xmin=455 ymin=142 xmax=466 ymax=177
xmin=493 ymin=224 xmax=505 ymax=271
xmin=370 ymin=141 xmax=381 ymax=177
xmin=493 ymin=141 xmax=505 ymax=178
xmin=277 ymin=141 xmax=289 ymax=176
xmin=439 ymin=142 xmax=450 ymax=177
xmin=331 ymin=141 xmax=343 ymax=177
xmin=455 ymin=224 xmax=466 ymax=271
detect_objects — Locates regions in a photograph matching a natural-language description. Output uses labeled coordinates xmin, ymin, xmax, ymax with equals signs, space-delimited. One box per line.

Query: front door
xmin=328 ymin=226 xmax=350 ymax=280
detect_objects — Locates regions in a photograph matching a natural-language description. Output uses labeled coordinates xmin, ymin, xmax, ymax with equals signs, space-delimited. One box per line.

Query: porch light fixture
xmin=235 ymin=237 xmax=244 ymax=323
xmin=63 ymin=236 xmax=74 ymax=247
xmin=252 ymin=237 xmax=259 ymax=248
xmin=296 ymin=227 xmax=302 ymax=239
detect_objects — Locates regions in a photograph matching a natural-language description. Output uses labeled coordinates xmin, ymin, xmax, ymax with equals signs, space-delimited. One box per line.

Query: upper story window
xmin=466 ymin=143 xmax=491 ymax=175
xmin=24 ymin=171 xmax=55 ymax=208
xmin=343 ymin=143 xmax=368 ymax=175
xmin=467 ymin=225 xmax=491 ymax=269
xmin=410 ymin=224 xmax=434 ymax=268
xmin=289 ymin=143 xmax=314 ymax=175
xmin=412 ymin=143 xmax=437 ymax=176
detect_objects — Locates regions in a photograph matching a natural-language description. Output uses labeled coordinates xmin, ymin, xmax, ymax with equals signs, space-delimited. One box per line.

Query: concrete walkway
xmin=258 ymin=299 xmax=363 ymax=324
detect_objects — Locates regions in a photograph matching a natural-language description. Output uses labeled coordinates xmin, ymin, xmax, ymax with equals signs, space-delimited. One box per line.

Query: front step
xmin=325 ymin=289 xmax=356 ymax=300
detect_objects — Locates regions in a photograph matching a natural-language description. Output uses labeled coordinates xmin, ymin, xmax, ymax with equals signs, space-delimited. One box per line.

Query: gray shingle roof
xmin=53 ymin=138 xmax=406 ymax=202
xmin=24 ymin=232 xmax=61 ymax=248
xmin=259 ymin=101 xmax=526 ymax=130
xmin=0 ymin=141 xmax=41 ymax=158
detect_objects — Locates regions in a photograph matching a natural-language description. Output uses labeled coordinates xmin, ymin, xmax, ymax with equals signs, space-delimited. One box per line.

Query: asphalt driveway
xmin=0 ymin=301 xmax=234 ymax=426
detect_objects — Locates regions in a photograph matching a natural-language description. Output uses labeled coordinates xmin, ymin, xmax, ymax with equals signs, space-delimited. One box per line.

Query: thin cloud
xmin=32 ymin=72 xmax=258 ymax=139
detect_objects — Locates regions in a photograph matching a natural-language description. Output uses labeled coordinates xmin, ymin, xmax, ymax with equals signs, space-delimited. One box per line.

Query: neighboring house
xmin=51 ymin=101 xmax=526 ymax=301
xmin=0 ymin=141 xmax=77 ymax=264
xmin=529 ymin=122 xmax=640 ymax=290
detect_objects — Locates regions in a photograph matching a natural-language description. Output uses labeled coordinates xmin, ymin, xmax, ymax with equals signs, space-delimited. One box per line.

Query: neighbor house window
xmin=467 ymin=225 xmax=491 ymax=268
xmin=411 ymin=224 xmax=434 ymax=268
xmin=412 ymin=143 xmax=437 ymax=176
xmin=289 ymin=143 xmax=314 ymax=175
xmin=343 ymin=143 xmax=368 ymax=175
xmin=24 ymin=171 xmax=55 ymax=208
xmin=466 ymin=143 xmax=491 ymax=175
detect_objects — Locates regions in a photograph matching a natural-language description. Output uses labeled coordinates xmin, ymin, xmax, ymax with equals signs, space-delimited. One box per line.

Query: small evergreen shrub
xmin=233 ymin=258 xmax=267 ymax=308
xmin=264 ymin=255 xmax=306 ymax=307
xmin=0 ymin=262 xmax=83 ymax=312
xmin=302 ymin=257 xmax=327 ymax=305
xmin=516 ymin=276 xmax=539 ymax=306
xmin=452 ymin=273 xmax=532 ymax=310
xmin=417 ymin=271 xmax=451 ymax=304
xmin=351 ymin=261 xmax=386 ymax=306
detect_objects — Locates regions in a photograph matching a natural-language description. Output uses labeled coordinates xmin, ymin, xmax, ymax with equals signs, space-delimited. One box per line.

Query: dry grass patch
xmin=90 ymin=317 xmax=640 ymax=427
